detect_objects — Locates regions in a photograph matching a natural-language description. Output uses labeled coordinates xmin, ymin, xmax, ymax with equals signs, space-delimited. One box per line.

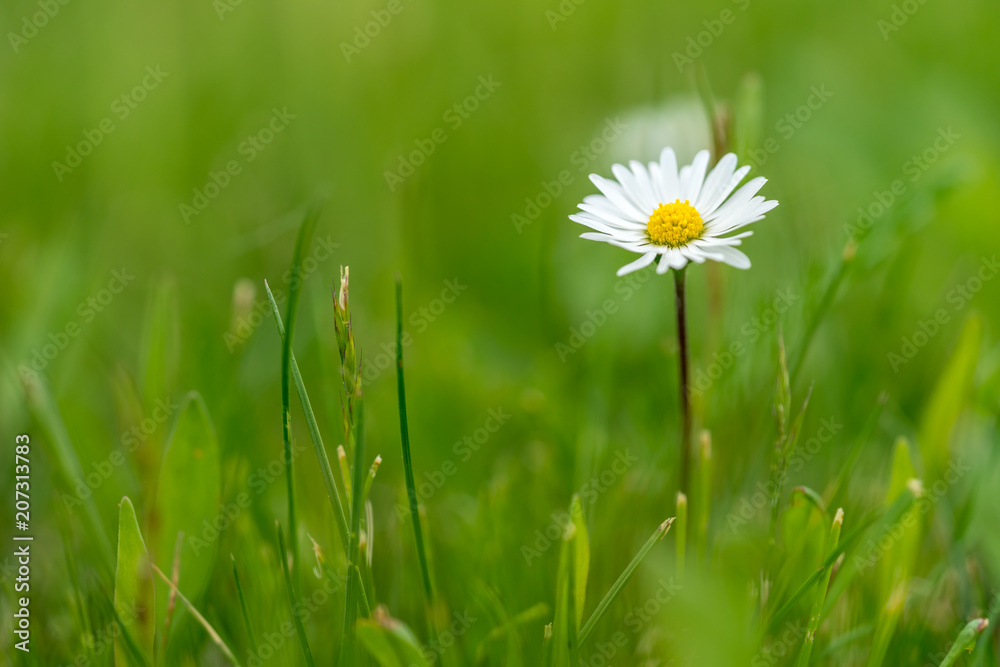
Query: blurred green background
xmin=2 ymin=0 xmax=999 ymax=664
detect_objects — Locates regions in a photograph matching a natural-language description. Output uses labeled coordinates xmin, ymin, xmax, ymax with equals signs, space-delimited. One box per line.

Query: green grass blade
xmin=115 ymin=496 xmax=155 ymax=666
xmin=276 ymin=522 xmax=316 ymax=667
xmin=151 ymin=564 xmax=242 ymax=667
xmin=578 ymin=517 xmax=674 ymax=647
xmin=231 ymin=555 xmax=257 ymax=650
xmin=279 ymin=202 xmax=324 ymax=589
xmin=570 ymin=494 xmax=589 ymax=630
xmin=919 ymin=313 xmax=982 ymax=481
xmin=395 ymin=277 xmax=434 ymax=601
xmin=796 ymin=508 xmax=843 ymax=667
xmin=153 ymin=391 xmax=221 ymax=628
xmin=939 ymin=618 xmax=989 ymax=667
xmin=264 ymin=279 xmax=350 ymax=550
xmin=824 ymin=392 xmax=888 ymax=505
xmin=21 ymin=372 xmax=114 ymax=567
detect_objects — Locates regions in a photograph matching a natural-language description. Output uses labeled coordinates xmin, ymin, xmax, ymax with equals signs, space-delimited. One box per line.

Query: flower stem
xmin=674 ymin=266 xmax=692 ymax=495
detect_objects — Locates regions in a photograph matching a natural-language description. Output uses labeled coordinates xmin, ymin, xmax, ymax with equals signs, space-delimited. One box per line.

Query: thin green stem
xmin=674 ymin=267 xmax=692 ymax=495
xmin=277 ymin=523 xmax=316 ymax=667
xmin=340 ymin=401 xmax=367 ymax=664
xmin=231 ymin=555 xmax=257 ymax=650
xmin=395 ymin=277 xmax=435 ymax=602
xmin=264 ymin=281 xmax=350 ymax=550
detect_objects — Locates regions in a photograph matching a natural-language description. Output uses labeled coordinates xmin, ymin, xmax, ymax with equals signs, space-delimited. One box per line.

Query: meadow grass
xmin=2 ymin=0 xmax=999 ymax=664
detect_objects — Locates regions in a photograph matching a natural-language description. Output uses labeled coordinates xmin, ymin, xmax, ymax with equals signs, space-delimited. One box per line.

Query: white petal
xmin=657 ymin=148 xmax=681 ymax=202
xmin=704 ymin=177 xmax=768 ymax=230
xmin=611 ymin=163 xmax=655 ymax=213
xmin=694 ymin=153 xmax=737 ymax=212
xmin=700 ymin=165 xmax=751 ymax=216
xmin=713 ymin=245 xmax=752 ymax=269
xmin=590 ymin=174 xmax=649 ymax=221
xmin=616 ymin=252 xmax=657 ymax=276
xmin=578 ymin=201 xmax=645 ymax=229
xmin=569 ymin=213 xmax=621 ymax=235
xmin=680 ymin=150 xmax=711 ymax=203
xmin=629 ymin=160 xmax=659 ymax=209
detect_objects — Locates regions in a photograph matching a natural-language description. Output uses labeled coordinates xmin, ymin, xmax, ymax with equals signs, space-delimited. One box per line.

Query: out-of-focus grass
xmin=1 ymin=0 xmax=1000 ymax=664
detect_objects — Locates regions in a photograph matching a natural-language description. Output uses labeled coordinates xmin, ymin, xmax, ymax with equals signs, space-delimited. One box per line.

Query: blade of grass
xmin=795 ymin=508 xmax=843 ymax=667
xmin=824 ymin=392 xmax=887 ymax=506
xmin=264 ymin=280 xmax=349 ymax=550
xmin=939 ymin=618 xmax=989 ymax=667
xmin=279 ymin=202 xmax=324 ymax=591
xmin=231 ymin=555 xmax=257 ymax=650
xmin=578 ymin=517 xmax=674 ymax=647
xmin=277 ymin=522 xmax=316 ymax=667
xmin=395 ymin=277 xmax=434 ymax=602
xmin=675 ymin=492 xmax=687 ymax=579
xmin=151 ymin=564 xmax=241 ymax=667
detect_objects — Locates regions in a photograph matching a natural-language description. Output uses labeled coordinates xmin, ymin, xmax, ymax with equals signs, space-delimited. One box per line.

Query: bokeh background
xmin=2 ymin=0 xmax=999 ymax=664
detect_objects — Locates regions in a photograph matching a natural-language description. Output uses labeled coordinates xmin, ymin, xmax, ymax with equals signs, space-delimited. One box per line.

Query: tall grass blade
xmin=114 ymin=496 xmax=155 ymax=666
xmin=795 ymin=508 xmax=843 ymax=666
xmin=395 ymin=277 xmax=434 ymax=601
xmin=577 ymin=517 xmax=674 ymax=647
xmin=231 ymin=555 xmax=257 ymax=650
xmin=340 ymin=400 xmax=367 ymax=664
xmin=151 ymin=564 xmax=242 ymax=667
xmin=279 ymin=202 xmax=324 ymax=589
xmin=264 ymin=280 xmax=349 ymax=550
xmin=276 ymin=522 xmax=316 ymax=667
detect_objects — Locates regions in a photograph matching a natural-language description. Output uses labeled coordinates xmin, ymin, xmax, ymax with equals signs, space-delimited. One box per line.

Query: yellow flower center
xmin=646 ymin=199 xmax=704 ymax=247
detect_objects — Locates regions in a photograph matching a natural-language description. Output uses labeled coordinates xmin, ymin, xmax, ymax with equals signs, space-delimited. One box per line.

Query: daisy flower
xmin=571 ymin=148 xmax=778 ymax=276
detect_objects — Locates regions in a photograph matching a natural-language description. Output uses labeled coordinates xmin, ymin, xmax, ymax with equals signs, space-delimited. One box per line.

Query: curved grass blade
xmin=279 ymin=202 xmax=324 ymax=589
xmin=151 ymin=564 xmax=241 ymax=666
xmin=395 ymin=277 xmax=434 ymax=601
xmin=824 ymin=392 xmax=887 ymax=506
xmin=264 ymin=280 xmax=349 ymax=550
xmin=578 ymin=517 xmax=674 ymax=647
xmin=277 ymin=522 xmax=316 ymax=667
xmin=115 ymin=496 xmax=155 ymax=666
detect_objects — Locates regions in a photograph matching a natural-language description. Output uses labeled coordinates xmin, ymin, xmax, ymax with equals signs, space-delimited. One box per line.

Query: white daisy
xmin=571 ymin=148 xmax=778 ymax=276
